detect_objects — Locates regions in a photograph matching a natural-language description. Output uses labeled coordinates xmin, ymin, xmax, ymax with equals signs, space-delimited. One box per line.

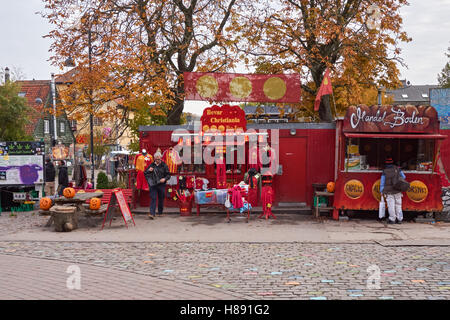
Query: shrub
xmin=96 ymin=172 xmax=109 ymax=189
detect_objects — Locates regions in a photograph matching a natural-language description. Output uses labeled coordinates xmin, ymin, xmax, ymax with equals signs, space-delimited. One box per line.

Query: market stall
xmin=332 ymin=105 xmax=446 ymax=220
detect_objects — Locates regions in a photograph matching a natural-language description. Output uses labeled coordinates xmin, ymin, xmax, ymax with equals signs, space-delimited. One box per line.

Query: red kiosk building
xmin=332 ymin=105 xmax=446 ymax=219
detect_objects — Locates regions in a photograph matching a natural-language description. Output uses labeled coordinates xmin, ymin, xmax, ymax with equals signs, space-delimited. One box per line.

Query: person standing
xmin=57 ymin=160 xmax=69 ymax=196
xmin=380 ymin=157 xmax=405 ymax=224
xmin=44 ymin=156 xmax=56 ymax=196
xmin=144 ymin=151 xmax=171 ymax=219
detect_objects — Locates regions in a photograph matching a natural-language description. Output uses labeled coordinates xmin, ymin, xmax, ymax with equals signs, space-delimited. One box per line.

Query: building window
xmin=401 ymin=94 xmax=408 ymax=98
xmin=60 ymin=121 xmax=65 ymax=133
xmin=44 ymin=120 xmax=50 ymax=134
xmin=93 ymin=117 xmax=103 ymax=126
xmin=70 ymin=120 xmax=77 ymax=131
xmin=421 ymin=93 xmax=428 ymax=98
xmin=18 ymin=92 xmax=26 ymax=97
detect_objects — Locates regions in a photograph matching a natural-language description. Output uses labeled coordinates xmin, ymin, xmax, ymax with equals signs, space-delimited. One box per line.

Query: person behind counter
xmin=380 ymin=157 xmax=405 ymax=224
xmin=144 ymin=151 xmax=171 ymax=219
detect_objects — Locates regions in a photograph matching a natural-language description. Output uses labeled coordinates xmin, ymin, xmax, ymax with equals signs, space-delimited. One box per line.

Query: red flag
xmin=314 ymin=68 xmax=333 ymax=111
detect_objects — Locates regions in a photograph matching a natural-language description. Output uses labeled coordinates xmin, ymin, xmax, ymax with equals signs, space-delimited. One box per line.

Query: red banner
xmin=184 ymin=72 xmax=301 ymax=103
xmin=343 ymin=105 xmax=439 ymax=134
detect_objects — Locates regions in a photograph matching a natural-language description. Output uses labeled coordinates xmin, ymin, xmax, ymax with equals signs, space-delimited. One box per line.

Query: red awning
xmin=344 ymin=133 xmax=447 ymax=140
xmin=203 ymin=140 xmax=246 ymax=146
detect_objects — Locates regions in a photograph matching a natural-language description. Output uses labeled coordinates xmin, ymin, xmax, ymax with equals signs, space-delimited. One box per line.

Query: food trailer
xmin=332 ymin=105 xmax=447 ymax=220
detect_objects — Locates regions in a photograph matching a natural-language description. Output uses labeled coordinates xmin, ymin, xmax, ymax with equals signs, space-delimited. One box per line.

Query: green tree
xmin=0 ymin=81 xmax=32 ymax=141
xmin=96 ymin=171 xmax=109 ymax=189
xmin=437 ymin=47 xmax=450 ymax=88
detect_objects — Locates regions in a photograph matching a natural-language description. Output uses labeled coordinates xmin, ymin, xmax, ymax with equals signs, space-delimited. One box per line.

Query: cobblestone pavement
xmin=0 ymin=254 xmax=243 ymax=300
xmin=0 ymin=241 xmax=449 ymax=300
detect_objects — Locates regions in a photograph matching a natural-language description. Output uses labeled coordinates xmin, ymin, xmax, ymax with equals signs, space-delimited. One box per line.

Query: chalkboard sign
xmin=101 ymin=189 xmax=135 ymax=229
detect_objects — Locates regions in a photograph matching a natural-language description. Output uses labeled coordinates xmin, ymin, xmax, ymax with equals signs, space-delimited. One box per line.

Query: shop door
xmin=276 ymin=137 xmax=307 ymax=203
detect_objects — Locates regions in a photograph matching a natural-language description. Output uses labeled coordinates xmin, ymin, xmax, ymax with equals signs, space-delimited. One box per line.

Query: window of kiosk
xmin=345 ymin=138 xmax=435 ymax=172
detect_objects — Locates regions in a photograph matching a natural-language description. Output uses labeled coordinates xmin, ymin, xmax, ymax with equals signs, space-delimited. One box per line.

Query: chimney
xmin=4 ymin=67 xmax=10 ymax=82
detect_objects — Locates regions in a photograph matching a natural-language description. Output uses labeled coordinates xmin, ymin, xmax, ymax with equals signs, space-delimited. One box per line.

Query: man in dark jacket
xmin=57 ymin=160 xmax=69 ymax=196
xmin=144 ymin=151 xmax=171 ymax=219
xmin=380 ymin=157 xmax=406 ymax=224
xmin=44 ymin=157 xmax=56 ymax=196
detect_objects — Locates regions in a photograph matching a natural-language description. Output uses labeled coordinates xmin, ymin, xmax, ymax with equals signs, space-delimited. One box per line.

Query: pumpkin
xmin=63 ymin=187 xmax=76 ymax=198
xmin=39 ymin=197 xmax=53 ymax=210
xmin=89 ymin=197 xmax=101 ymax=210
xmin=327 ymin=181 xmax=335 ymax=193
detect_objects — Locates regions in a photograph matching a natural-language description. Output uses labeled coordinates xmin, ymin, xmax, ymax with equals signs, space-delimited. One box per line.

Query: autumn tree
xmin=238 ymin=0 xmax=411 ymax=122
xmin=42 ymin=0 xmax=247 ymax=125
xmin=437 ymin=47 xmax=450 ymax=88
xmin=0 ymin=81 xmax=32 ymax=141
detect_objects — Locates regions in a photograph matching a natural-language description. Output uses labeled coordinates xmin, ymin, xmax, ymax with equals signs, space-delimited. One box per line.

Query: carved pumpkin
xmin=39 ymin=197 xmax=53 ymax=210
xmin=63 ymin=187 xmax=76 ymax=198
xmin=89 ymin=197 xmax=101 ymax=210
xmin=327 ymin=182 xmax=335 ymax=193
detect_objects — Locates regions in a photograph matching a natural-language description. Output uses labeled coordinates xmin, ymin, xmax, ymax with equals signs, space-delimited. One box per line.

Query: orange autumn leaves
xmin=42 ymin=0 xmax=410 ymax=124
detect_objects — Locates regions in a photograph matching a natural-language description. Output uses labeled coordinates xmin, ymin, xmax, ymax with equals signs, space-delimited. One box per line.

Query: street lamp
xmin=84 ymin=14 xmax=109 ymax=189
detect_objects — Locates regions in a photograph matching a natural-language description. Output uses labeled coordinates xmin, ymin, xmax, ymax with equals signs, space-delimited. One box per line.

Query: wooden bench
xmin=75 ymin=189 xmax=134 ymax=208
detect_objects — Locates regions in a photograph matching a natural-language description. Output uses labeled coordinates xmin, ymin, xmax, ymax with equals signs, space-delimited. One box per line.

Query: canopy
xmin=344 ymin=133 xmax=447 ymax=140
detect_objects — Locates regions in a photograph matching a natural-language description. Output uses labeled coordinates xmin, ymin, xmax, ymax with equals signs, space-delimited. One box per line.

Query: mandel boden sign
xmin=343 ymin=105 xmax=439 ymax=133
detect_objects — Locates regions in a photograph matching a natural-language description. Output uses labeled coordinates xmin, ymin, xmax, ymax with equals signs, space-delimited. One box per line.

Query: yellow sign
xmin=263 ymin=77 xmax=287 ymax=100
xmin=406 ymin=180 xmax=428 ymax=203
xmin=347 ymin=145 xmax=359 ymax=155
xmin=344 ymin=179 xmax=364 ymax=199
xmin=229 ymin=76 xmax=252 ymax=99
xmin=196 ymin=75 xmax=218 ymax=98
xmin=372 ymin=179 xmax=381 ymax=202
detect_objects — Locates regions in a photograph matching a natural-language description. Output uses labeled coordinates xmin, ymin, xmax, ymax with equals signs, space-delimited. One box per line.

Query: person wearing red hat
xmin=380 ymin=157 xmax=406 ymax=224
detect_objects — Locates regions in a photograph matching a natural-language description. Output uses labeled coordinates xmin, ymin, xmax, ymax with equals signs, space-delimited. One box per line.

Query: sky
xmin=1 ymin=0 xmax=449 ymax=115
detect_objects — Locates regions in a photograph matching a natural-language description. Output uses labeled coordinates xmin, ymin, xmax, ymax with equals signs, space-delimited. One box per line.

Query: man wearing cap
xmin=380 ymin=157 xmax=406 ymax=224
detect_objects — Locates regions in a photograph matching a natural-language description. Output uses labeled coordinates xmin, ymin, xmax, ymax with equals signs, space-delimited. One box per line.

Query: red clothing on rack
xmin=260 ymin=185 xmax=275 ymax=219
xmin=230 ymin=185 xmax=244 ymax=209
xmin=135 ymin=153 xmax=153 ymax=190
xmin=216 ymin=157 xmax=226 ymax=189
xmin=163 ymin=147 xmax=181 ymax=174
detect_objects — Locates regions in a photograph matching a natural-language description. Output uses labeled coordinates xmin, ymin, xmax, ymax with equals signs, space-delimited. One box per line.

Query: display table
xmin=194 ymin=189 xmax=228 ymax=215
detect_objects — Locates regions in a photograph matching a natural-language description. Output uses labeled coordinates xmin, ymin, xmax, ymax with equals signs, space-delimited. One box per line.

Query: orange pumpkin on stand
xmin=89 ymin=198 xmax=101 ymax=210
xmin=327 ymin=182 xmax=335 ymax=193
xmin=63 ymin=187 xmax=76 ymax=198
xmin=39 ymin=197 xmax=53 ymax=210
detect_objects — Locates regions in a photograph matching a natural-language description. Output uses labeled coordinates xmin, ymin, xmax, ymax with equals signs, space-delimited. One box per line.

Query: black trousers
xmin=149 ymin=183 xmax=166 ymax=216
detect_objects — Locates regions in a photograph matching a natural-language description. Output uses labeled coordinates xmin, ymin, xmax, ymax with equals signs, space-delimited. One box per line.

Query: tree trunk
xmin=166 ymin=78 xmax=185 ymax=125
xmin=167 ymin=98 xmax=184 ymax=125
xmin=319 ymin=95 xmax=334 ymax=122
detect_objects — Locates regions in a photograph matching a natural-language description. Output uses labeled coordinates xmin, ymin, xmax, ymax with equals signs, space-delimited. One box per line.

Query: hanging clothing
xmin=135 ymin=153 xmax=153 ymax=190
xmin=261 ymin=185 xmax=274 ymax=216
xmin=163 ymin=147 xmax=181 ymax=174
xmin=230 ymin=185 xmax=244 ymax=209
xmin=216 ymin=157 xmax=227 ymax=189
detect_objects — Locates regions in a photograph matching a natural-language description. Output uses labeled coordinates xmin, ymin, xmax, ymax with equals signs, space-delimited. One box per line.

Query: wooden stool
xmin=50 ymin=205 xmax=78 ymax=232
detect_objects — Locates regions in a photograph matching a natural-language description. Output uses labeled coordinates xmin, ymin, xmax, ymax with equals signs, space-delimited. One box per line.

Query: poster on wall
xmin=430 ymin=88 xmax=450 ymax=129
xmin=0 ymin=141 xmax=45 ymax=186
